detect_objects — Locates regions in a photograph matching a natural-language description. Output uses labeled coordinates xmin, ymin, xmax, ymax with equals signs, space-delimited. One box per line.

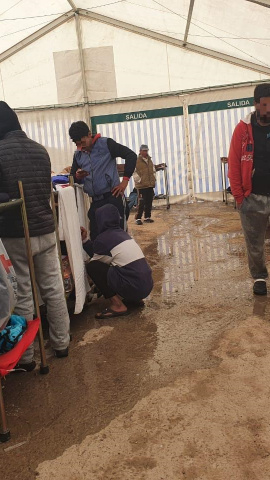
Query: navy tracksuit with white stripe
xmin=84 ymin=204 xmax=153 ymax=300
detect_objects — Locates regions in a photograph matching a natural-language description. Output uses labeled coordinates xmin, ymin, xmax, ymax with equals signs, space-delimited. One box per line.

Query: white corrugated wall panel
xmin=96 ymin=115 xmax=188 ymax=197
xmin=189 ymin=106 xmax=253 ymax=194
xmin=17 ymin=107 xmax=85 ymax=174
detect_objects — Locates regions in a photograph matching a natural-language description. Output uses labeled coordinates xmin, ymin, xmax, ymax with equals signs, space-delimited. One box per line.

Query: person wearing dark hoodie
xmin=81 ymin=204 xmax=153 ymax=318
xmin=0 ymin=102 xmax=70 ymax=369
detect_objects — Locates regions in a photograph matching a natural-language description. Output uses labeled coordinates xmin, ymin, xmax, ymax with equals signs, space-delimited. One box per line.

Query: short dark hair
xmin=254 ymin=83 xmax=270 ymax=103
xmin=69 ymin=121 xmax=90 ymax=142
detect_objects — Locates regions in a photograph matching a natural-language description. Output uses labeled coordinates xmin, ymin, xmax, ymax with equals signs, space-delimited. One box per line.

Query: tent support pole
xmin=183 ymin=0 xmax=195 ymax=46
xmin=75 ymin=12 xmax=90 ymax=125
xmin=182 ymin=96 xmax=195 ymax=201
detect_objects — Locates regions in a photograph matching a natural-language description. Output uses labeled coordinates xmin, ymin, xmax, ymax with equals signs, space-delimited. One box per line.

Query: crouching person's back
xmin=84 ymin=204 xmax=153 ymax=319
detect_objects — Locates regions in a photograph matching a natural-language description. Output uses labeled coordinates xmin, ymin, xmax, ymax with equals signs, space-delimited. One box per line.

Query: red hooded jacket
xmin=228 ymin=112 xmax=254 ymax=205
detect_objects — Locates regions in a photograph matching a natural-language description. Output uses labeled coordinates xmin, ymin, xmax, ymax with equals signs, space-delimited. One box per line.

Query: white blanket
xmin=75 ymin=184 xmax=90 ymax=262
xmin=57 ymin=186 xmax=90 ymax=314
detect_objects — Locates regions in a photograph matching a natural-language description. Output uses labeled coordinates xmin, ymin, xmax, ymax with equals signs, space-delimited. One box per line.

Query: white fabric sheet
xmin=57 ymin=185 xmax=90 ymax=314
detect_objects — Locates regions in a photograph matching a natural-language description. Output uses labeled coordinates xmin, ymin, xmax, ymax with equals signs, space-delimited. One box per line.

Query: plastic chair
xmin=0 ymin=318 xmax=40 ymax=442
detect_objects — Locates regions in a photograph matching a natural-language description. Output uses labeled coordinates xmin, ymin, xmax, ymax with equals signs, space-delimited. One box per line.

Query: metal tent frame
xmin=1 ymin=0 xmax=270 ymax=122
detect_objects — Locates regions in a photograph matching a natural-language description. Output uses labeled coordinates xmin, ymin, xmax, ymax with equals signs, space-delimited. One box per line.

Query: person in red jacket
xmin=228 ymin=83 xmax=270 ymax=295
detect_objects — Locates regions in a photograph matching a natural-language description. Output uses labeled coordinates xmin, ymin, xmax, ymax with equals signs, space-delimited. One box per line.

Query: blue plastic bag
xmin=0 ymin=315 xmax=27 ymax=354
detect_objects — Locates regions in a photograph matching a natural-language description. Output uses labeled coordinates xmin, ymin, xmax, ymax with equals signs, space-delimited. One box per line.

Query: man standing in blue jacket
xmin=69 ymin=121 xmax=137 ymax=240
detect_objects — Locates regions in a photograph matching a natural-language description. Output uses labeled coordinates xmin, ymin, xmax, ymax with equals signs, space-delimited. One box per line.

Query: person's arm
xmin=107 ymin=138 xmax=137 ymax=197
xmin=83 ymin=239 xmax=94 ymax=258
xmin=80 ymin=227 xmax=93 ymax=257
xmin=133 ymin=169 xmax=141 ymax=185
xmin=228 ymin=125 xmax=245 ymax=205
xmin=71 ymin=152 xmax=89 ymax=182
xmin=91 ymin=238 xmax=113 ymax=264
xmin=70 ymin=152 xmax=79 ymax=179
xmin=0 ymin=166 xmax=3 ymax=192
xmin=152 ymin=161 xmax=157 ymax=180
xmin=0 ymin=164 xmax=9 ymax=200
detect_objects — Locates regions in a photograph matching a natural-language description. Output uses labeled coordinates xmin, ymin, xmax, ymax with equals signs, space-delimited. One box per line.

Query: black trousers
xmin=88 ymin=194 xmax=129 ymax=240
xmin=137 ymin=188 xmax=154 ymax=219
xmin=86 ymin=261 xmax=116 ymax=299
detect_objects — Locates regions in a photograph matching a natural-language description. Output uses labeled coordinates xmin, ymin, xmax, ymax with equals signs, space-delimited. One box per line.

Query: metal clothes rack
xmin=155 ymin=163 xmax=170 ymax=210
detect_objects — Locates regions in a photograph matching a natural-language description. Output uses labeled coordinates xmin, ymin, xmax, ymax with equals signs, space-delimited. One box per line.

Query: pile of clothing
xmin=51 ymin=166 xmax=71 ymax=188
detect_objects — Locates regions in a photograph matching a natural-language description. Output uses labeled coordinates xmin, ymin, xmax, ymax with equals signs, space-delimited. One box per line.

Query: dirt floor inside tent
xmin=2 ymin=200 xmax=270 ymax=480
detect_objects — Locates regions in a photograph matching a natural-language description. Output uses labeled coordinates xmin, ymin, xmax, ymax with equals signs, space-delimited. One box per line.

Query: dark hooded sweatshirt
xmin=0 ymin=101 xmax=54 ymax=237
xmin=83 ymin=204 xmax=153 ymax=300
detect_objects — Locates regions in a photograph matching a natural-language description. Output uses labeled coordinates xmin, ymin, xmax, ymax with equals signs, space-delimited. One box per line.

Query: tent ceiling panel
xmin=80 ymin=10 xmax=270 ymax=75
xmin=81 ymin=18 xmax=171 ymax=97
xmin=0 ymin=20 xmax=78 ymax=108
xmin=189 ymin=0 xmax=270 ymax=67
xmin=0 ymin=0 xmax=69 ymax=54
xmin=167 ymin=45 xmax=268 ymax=92
xmin=82 ymin=19 xmax=267 ymax=99
xmin=0 ymin=0 xmax=270 ymax=69
xmin=77 ymin=0 xmax=189 ymax=41
xmin=0 ymin=0 xmax=270 ymax=109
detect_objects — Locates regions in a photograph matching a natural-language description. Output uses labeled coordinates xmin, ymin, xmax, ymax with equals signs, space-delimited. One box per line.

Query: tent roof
xmin=1 ymin=0 xmax=270 ymax=73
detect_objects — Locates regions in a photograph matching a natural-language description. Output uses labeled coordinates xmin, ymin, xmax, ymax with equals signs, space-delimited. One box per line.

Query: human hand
xmin=111 ymin=178 xmax=129 ymax=197
xmin=76 ymin=169 xmax=89 ymax=180
xmin=80 ymin=226 xmax=88 ymax=242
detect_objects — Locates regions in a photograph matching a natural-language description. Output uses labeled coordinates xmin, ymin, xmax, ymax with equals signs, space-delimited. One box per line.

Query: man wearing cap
xmin=69 ymin=121 xmax=137 ymax=240
xmin=134 ymin=145 xmax=156 ymax=225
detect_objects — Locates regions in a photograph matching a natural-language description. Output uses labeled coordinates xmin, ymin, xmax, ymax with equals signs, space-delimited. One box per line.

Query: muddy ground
xmin=2 ymin=201 xmax=270 ymax=480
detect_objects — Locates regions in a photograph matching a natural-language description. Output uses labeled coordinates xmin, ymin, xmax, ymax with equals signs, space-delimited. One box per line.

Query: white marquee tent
xmin=1 ymin=0 xmax=270 ymax=199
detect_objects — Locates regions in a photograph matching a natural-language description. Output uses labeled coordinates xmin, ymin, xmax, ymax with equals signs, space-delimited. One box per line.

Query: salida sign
xmin=227 ymin=99 xmax=251 ymax=108
xmin=125 ymin=112 xmax=147 ymax=121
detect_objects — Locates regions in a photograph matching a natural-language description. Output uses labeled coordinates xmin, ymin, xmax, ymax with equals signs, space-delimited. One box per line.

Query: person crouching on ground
xmin=81 ymin=204 xmax=153 ymax=318
xmin=134 ymin=144 xmax=156 ymax=225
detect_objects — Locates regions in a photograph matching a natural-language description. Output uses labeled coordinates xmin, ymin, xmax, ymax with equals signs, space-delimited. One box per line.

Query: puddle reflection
xmin=158 ymin=222 xmax=245 ymax=297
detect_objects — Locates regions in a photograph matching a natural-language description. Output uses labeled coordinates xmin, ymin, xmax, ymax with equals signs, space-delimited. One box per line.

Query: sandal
xmin=123 ymin=299 xmax=145 ymax=307
xmin=95 ymin=308 xmax=129 ymax=319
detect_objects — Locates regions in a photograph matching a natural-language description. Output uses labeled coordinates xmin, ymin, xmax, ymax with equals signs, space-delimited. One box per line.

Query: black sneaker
xmin=54 ymin=347 xmax=69 ymax=358
xmin=253 ymin=279 xmax=267 ymax=295
xmin=135 ymin=219 xmax=143 ymax=225
xmin=14 ymin=360 xmax=36 ymax=372
xmin=144 ymin=218 xmax=154 ymax=223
